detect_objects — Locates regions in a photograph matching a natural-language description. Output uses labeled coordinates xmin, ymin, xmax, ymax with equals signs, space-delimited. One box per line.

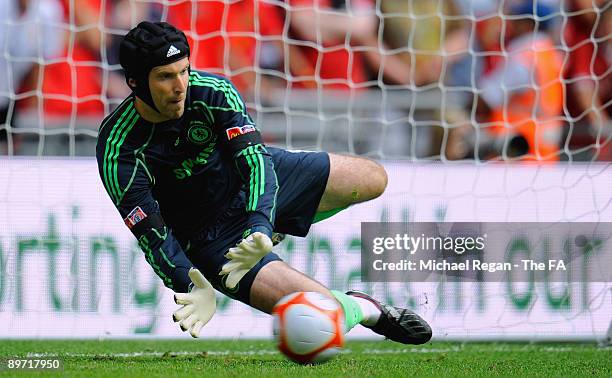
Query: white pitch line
xmin=24 ymin=346 xmax=610 ymax=359
xmin=26 ymin=351 xmax=279 ymax=358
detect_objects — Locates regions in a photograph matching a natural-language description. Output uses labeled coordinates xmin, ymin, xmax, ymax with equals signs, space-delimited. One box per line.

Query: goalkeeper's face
xmin=148 ymin=57 xmax=190 ymax=120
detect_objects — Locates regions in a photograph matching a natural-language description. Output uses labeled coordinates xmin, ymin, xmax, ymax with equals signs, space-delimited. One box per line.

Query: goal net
xmin=0 ymin=0 xmax=610 ymax=341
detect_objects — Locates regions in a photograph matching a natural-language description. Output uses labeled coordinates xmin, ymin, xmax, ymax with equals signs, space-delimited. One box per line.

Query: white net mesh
xmin=0 ymin=0 xmax=608 ymax=160
xmin=0 ymin=0 xmax=610 ymax=340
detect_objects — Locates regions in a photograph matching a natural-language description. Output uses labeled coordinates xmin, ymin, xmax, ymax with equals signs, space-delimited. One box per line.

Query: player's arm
xmin=203 ymin=74 xmax=279 ymax=237
xmin=230 ymin=136 xmax=278 ymax=237
xmin=95 ymin=142 xmax=215 ymax=336
xmin=96 ymin=144 xmax=193 ymax=292
xmin=225 ymin=132 xmax=277 ymax=289
xmin=199 ymin=73 xmax=278 ymax=288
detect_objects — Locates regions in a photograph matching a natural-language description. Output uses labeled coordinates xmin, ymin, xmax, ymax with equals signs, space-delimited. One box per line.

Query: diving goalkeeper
xmin=96 ymin=21 xmax=431 ymax=344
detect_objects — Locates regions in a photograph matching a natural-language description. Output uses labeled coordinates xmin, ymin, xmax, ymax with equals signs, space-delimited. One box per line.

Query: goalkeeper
xmin=96 ymin=21 xmax=431 ymax=344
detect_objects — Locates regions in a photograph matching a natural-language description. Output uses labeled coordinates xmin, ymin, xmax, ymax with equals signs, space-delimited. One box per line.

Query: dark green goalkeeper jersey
xmin=95 ymin=70 xmax=278 ymax=292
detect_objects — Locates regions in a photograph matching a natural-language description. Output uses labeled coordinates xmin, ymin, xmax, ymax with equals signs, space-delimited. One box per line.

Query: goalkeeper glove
xmin=172 ymin=268 xmax=216 ymax=338
xmin=219 ymin=232 xmax=273 ymax=290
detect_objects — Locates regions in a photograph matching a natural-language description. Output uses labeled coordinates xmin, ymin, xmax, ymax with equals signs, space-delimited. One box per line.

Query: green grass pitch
xmin=0 ymin=340 xmax=610 ymax=377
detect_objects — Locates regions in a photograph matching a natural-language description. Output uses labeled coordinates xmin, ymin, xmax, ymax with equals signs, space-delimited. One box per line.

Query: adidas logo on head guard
xmin=119 ymin=21 xmax=190 ymax=112
xmin=167 ymin=45 xmax=181 ymax=58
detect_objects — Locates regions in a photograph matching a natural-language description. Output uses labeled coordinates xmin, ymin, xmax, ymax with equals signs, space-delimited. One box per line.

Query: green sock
xmin=331 ymin=290 xmax=363 ymax=332
xmin=313 ymin=206 xmax=348 ymax=223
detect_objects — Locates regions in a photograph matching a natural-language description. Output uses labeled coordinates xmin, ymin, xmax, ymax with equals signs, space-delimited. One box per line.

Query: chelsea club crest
xmin=187 ymin=121 xmax=214 ymax=145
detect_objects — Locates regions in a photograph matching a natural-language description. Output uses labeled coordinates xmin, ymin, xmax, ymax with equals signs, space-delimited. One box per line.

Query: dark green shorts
xmin=186 ymin=148 xmax=330 ymax=305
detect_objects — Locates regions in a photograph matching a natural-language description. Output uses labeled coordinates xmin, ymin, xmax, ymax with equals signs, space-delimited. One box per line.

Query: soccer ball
xmin=272 ymin=292 xmax=345 ymax=364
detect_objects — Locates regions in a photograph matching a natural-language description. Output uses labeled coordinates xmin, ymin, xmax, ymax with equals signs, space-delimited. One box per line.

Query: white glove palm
xmin=172 ymin=268 xmax=216 ymax=338
xmin=220 ymin=232 xmax=273 ymax=290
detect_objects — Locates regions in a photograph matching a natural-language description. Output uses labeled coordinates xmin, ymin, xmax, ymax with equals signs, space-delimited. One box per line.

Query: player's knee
xmin=327 ymin=154 xmax=387 ymax=204
xmin=366 ymin=161 xmax=387 ymax=200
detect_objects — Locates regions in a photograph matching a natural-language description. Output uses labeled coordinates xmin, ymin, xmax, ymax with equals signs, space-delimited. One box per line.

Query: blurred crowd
xmin=0 ymin=0 xmax=610 ymax=161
